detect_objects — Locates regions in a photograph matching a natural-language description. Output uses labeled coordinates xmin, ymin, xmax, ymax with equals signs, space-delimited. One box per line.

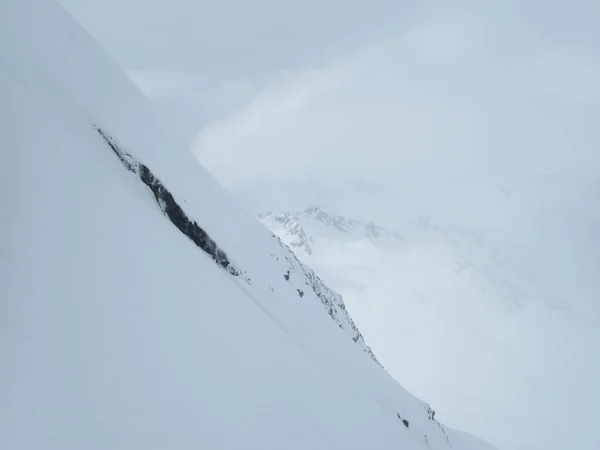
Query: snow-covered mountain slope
xmin=260 ymin=204 xmax=600 ymax=450
xmin=0 ymin=1 xmax=492 ymax=449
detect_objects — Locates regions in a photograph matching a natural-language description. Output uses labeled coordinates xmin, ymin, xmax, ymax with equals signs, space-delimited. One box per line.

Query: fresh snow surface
xmin=261 ymin=205 xmax=600 ymax=450
xmin=0 ymin=1 xmax=492 ymax=449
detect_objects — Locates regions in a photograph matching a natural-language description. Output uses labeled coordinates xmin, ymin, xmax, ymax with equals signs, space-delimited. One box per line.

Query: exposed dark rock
xmin=397 ymin=414 xmax=409 ymax=428
xmin=297 ymin=289 xmax=304 ymax=297
xmin=427 ymin=406 xmax=436 ymax=421
xmin=95 ymin=126 xmax=238 ymax=276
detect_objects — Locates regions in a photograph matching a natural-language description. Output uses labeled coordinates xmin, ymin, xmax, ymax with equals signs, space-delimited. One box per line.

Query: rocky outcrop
xmin=95 ymin=126 xmax=239 ymax=276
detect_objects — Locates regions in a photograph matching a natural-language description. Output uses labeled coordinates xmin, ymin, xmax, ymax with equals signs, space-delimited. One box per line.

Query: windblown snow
xmin=0 ymin=0 xmax=493 ymax=449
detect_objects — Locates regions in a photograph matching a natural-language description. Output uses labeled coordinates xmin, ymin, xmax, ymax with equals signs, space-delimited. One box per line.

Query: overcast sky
xmin=61 ymin=0 xmax=600 ymax=190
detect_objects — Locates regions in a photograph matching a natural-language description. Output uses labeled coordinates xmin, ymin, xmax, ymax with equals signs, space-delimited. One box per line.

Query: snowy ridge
xmin=270 ymin=234 xmax=379 ymax=363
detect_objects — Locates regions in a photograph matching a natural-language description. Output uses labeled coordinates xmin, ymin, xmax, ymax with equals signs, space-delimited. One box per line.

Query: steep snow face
xmin=261 ymin=205 xmax=600 ymax=450
xmin=0 ymin=1 xmax=492 ymax=450
xmin=95 ymin=126 xmax=378 ymax=362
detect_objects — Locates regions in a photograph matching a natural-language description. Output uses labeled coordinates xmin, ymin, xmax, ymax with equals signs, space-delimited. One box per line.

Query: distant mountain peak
xmin=259 ymin=205 xmax=401 ymax=254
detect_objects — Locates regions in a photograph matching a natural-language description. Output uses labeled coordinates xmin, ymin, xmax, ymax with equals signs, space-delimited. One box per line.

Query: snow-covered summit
xmin=260 ymin=205 xmax=401 ymax=254
xmin=0 ymin=1 xmax=492 ymax=449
